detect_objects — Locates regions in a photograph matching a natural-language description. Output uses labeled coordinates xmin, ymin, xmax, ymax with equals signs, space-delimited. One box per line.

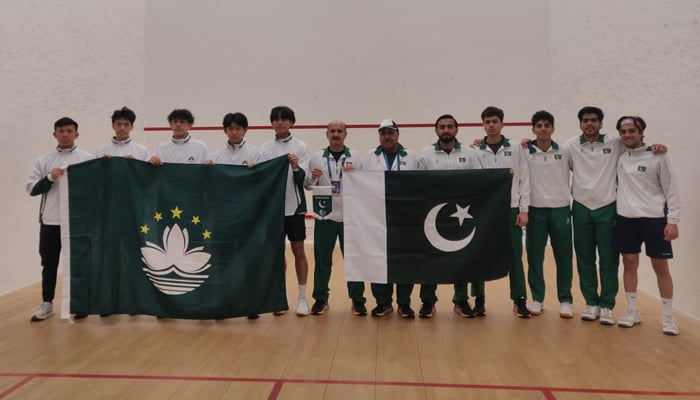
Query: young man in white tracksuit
xmin=474 ymin=106 xmax=531 ymax=318
xmin=96 ymin=106 xmax=149 ymax=161
xmin=260 ymin=106 xmax=311 ymax=316
xmin=27 ymin=117 xmax=94 ymax=321
xmin=613 ymin=116 xmax=680 ymax=336
xmin=524 ymin=110 xmax=574 ymax=318
xmin=149 ymin=109 xmax=209 ymax=166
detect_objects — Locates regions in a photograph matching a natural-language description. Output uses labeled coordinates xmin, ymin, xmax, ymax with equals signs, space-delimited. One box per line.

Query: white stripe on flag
xmin=59 ymin=174 xmax=71 ymax=319
xmin=343 ymin=170 xmax=388 ymax=284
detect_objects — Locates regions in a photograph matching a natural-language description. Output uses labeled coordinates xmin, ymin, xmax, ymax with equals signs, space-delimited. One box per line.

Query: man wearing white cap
xmin=364 ymin=119 xmax=419 ymax=318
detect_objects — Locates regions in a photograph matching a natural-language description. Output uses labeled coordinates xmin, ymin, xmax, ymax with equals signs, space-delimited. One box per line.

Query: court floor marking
xmin=1 ymin=372 xmax=699 ymax=400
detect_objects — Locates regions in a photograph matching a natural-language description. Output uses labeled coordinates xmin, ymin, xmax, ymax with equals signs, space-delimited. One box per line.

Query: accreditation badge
xmin=331 ymin=180 xmax=341 ymax=195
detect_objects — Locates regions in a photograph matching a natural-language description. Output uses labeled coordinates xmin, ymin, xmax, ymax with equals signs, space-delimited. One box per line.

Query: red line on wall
xmin=1 ymin=372 xmax=698 ymax=397
xmin=144 ymin=122 xmax=531 ymax=132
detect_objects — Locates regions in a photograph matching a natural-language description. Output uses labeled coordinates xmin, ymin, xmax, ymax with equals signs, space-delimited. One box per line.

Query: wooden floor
xmin=1 ymin=245 xmax=699 ymax=400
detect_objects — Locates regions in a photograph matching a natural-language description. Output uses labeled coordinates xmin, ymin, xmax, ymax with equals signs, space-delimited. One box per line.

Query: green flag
xmin=61 ymin=156 xmax=289 ymax=319
xmin=344 ymin=169 xmax=512 ymax=284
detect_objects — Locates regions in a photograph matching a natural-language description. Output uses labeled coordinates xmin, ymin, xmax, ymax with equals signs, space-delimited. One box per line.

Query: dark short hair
xmin=531 ymin=110 xmax=554 ymax=127
xmin=616 ymin=115 xmax=647 ymax=131
xmin=54 ymin=117 xmax=78 ymax=130
xmin=577 ymin=106 xmax=604 ymax=122
xmin=111 ymin=106 xmax=136 ymax=124
xmin=269 ymin=106 xmax=296 ymax=123
xmin=435 ymin=114 xmax=458 ymax=129
xmin=168 ymin=109 xmax=194 ymax=124
xmin=223 ymin=112 xmax=249 ymax=129
xmin=481 ymin=106 xmax=504 ymax=122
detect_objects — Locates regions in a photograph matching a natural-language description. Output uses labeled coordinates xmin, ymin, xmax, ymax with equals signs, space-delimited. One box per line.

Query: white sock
xmin=625 ymin=292 xmax=638 ymax=310
xmin=298 ymin=284 xmax=307 ymax=300
xmin=661 ymin=297 xmax=673 ymax=316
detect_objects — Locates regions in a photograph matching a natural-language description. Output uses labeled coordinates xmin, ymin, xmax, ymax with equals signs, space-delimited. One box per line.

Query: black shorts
xmin=39 ymin=224 xmax=61 ymax=269
xmin=614 ymin=215 xmax=673 ymax=259
xmin=285 ymin=214 xmax=307 ymax=242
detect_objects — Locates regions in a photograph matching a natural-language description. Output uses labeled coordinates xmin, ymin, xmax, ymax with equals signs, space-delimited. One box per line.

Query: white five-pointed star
xmin=450 ymin=204 xmax=473 ymax=226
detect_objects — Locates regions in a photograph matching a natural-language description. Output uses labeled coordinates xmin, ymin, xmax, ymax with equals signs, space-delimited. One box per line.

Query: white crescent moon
xmin=318 ymin=199 xmax=327 ymax=209
xmin=423 ymin=203 xmax=476 ymax=252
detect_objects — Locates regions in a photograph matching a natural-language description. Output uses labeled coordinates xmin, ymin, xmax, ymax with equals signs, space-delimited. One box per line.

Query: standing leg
xmin=572 ymin=201 xmax=600 ymax=307
xmin=549 ymin=206 xmax=574 ymax=304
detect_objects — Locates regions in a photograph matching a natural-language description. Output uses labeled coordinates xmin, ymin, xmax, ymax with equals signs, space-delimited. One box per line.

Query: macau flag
xmin=59 ymin=156 xmax=289 ymax=319
xmin=343 ymin=169 xmax=512 ymax=284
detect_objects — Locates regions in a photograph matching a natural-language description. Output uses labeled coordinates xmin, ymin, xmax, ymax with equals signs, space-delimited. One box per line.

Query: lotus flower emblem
xmin=141 ymin=224 xmax=212 ymax=295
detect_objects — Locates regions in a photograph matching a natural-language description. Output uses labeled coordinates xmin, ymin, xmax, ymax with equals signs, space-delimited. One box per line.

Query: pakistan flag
xmin=344 ymin=169 xmax=512 ymax=284
xmin=60 ymin=156 xmax=289 ymax=319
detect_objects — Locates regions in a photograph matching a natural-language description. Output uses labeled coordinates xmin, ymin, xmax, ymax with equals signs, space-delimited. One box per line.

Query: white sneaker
xmin=528 ymin=301 xmax=544 ymax=315
xmin=617 ymin=309 xmax=641 ymax=328
xmin=296 ymin=297 xmax=309 ymax=316
xmin=31 ymin=301 xmax=54 ymax=321
xmin=660 ymin=314 xmax=680 ymax=336
xmin=581 ymin=305 xmax=600 ymax=321
xmin=599 ymin=308 xmax=615 ymax=325
xmin=559 ymin=302 xmax=574 ymax=318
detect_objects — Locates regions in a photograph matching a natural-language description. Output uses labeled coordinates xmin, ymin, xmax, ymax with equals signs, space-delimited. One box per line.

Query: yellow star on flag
xmin=202 ymin=230 xmax=212 ymax=239
xmin=153 ymin=212 xmax=163 ymax=221
xmin=191 ymin=216 xmax=201 ymax=225
xmin=140 ymin=225 xmax=150 ymax=234
xmin=171 ymin=206 xmax=183 ymax=219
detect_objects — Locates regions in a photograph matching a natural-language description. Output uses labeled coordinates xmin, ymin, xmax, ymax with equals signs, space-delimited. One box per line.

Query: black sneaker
xmin=371 ymin=304 xmax=394 ymax=317
xmin=247 ymin=314 xmax=260 ymax=319
xmin=513 ymin=297 xmax=531 ymax=318
xmin=397 ymin=304 xmax=415 ymax=319
xmin=474 ymin=296 xmax=486 ymax=317
xmin=352 ymin=302 xmax=367 ymax=316
xmin=453 ymin=301 xmax=475 ymax=318
xmin=419 ymin=303 xmax=436 ymax=319
xmin=311 ymin=300 xmax=329 ymax=315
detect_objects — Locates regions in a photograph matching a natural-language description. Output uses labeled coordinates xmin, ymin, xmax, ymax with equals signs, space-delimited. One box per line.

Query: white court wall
xmin=1 ymin=0 xmax=698 ymax=318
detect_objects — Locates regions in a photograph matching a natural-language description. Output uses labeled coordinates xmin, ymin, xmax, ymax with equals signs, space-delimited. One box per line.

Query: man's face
xmin=579 ymin=113 xmax=602 ymax=137
xmin=224 ymin=123 xmax=247 ymax=145
xmin=532 ymin=119 xmax=554 ymax=141
xmin=482 ymin=116 xmax=503 ymax=137
xmin=435 ymin=118 xmax=458 ymax=143
xmin=112 ymin=119 xmax=133 ymax=141
xmin=272 ymin=117 xmax=294 ymax=137
xmin=53 ymin=125 xmax=79 ymax=149
xmin=378 ymin=128 xmax=399 ymax=152
xmin=326 ymin=122 xmax=347 ymax=147
xmin=618 ymin=122 xmax=643 ymax=149
xmin=169 ymin=118 xmax=192 ymax=139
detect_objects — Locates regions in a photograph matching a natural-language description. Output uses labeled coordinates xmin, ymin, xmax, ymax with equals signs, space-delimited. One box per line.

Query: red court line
xmin=0 ymin=375 xmax=35 ymax=399
xmin=144 ymin=122 xmax=531 ymax=132
xmin=542 ymin=389 xmax=557 ymax=400
xmin=1 ymin=372 xmax=699 ymax=398
xmin=267 ymin=381 xmax=284 ymax=400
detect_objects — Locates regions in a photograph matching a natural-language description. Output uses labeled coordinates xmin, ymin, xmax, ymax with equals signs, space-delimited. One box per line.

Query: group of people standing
xmin=27 ymin=105 xmax=681 ymax=336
